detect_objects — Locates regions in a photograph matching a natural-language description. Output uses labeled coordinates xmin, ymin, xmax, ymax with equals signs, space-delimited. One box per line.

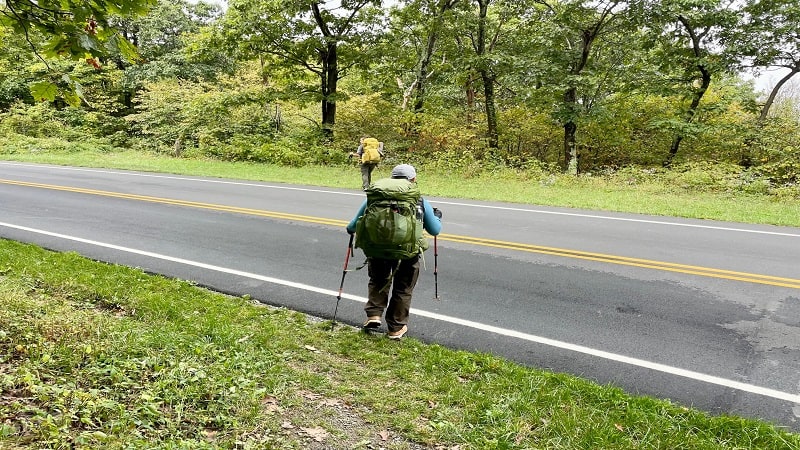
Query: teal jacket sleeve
xmin=346 ymin=200 xmax=367 ymax=233
xmin=421 ymin=198 xmax=442 ymax=236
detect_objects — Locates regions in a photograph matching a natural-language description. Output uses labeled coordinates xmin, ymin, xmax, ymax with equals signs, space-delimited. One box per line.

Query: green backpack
xmin=355 ymin=178 xmax=429 ymax=260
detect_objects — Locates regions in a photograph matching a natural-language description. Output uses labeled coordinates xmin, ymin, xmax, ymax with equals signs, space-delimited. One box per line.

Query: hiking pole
xmin=433 ymin=235 xmax=440 ymax=300
xmin=332 ymin=233 xmax=354 ymax=330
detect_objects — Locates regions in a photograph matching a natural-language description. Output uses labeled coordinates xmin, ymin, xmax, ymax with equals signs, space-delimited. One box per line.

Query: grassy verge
xmin=2 ymin=240 xmax=799 ymax=449
xmin=1 ymin=149 xmax=799 ymax=227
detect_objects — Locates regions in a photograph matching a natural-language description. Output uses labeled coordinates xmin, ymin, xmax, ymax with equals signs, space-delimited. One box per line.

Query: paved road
xmin=2 ymin=161 xmax=799 ymax=431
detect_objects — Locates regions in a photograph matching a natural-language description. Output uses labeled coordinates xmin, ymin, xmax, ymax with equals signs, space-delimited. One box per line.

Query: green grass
xmin=2 ymin=240 xmax=799 ymax=449
xmin=1 ymin=148 xmax=799 ymax=227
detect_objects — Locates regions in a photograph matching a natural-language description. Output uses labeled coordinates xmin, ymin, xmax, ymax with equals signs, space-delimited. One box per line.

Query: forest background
xmin=1 ymin=0 xmax=800 ymax=203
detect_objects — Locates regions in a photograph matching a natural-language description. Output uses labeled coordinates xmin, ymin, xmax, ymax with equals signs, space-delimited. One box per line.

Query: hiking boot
xmin=363 ymin=316 xmax=382 ymax=329
xmin=387 ymin=325 xmax=408 ymax=340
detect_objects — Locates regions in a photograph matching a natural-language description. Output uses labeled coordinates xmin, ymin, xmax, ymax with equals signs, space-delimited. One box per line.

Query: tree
xmin=222 ymin=0 xmax=384 ymax=139
xmin=409 ymin=0 xmax=461 ymax=113
xmin=457 ymin=0 xmax=533 ymax=149
xmin=111 ymin=0 xmax=228 ymax=110
xmin=643 ymin=0 xmax=739 ymax=166
xmin=471 ymin=0 xmax=499 ymax=148
xmin=535 ymin=0 xmax=627 ymax=173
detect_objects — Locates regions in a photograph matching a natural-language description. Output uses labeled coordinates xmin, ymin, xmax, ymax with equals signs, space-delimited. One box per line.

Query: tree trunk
xmin=564 ymin=121 xmax=578 ymax=175
xmin=465 ymin=76 xmax=475 ymax=123
xmin=319 ymin=41 xmax=338 ymax=139
xmin=412 ymin=0 xmax=460 ymax=113
xmin=412 ymin=21 xmax=440 ymax=113
xmin=476 ymin=0 xmax=498 ymax=149
xmin=312 ymin=2 xmax=339 ymax=140
xmin=563 ymin=87 xmax=578 ymax=174
xmin=664 ymin=68 xmax=709 ymax=167
xmin=664 ymin=68 xmax=710 ymax=167
xmin=482 ymin=73 xmax=498 ymax=148
xmin=561 ymin=25 xmax=604 ymax=173
xmin=759 ymin=66 xmax=799 ymax=122
xmin=665 ymin=16 xmax=713 ymax=167
xmin=741 ymin=66 xmax=799 ymax=167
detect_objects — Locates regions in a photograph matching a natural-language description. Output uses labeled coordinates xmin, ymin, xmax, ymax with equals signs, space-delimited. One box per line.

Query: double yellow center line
xmin=3 ymin=178 xmax=799 ymax=289
xmin=443 ymin=234 xmax=800 ymax=289
xmin=1 ymin=178 xmax=343 ymax=227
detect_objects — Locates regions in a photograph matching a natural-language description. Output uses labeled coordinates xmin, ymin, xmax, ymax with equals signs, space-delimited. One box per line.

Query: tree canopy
xmin=1 ymin=0 xmax=798 ymax=184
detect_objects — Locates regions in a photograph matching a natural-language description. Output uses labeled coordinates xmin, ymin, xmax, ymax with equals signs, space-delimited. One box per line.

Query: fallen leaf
xmin=299 ymin=390 xmax=322 ymax=400
xmin=321 ymin=398 xmax=343 ymax=407
xmin=201 ymin=429 xmax=218 ymax=440
xmin=301 ymin=427 xmax=329 ymax=442
xmin=261 ymin=395 xmax=282 ymax=413
xmin=379 ymin=430 xmax=389 ymax=441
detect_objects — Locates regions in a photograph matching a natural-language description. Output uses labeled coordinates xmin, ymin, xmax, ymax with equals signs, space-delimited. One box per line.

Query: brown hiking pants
xmin=365 ymin=256 xmax=420 ymax=332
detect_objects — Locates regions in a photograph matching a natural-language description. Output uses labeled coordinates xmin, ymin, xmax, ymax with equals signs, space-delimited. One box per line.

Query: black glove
xmin=433 ymin=208 xmax=442 ymax=219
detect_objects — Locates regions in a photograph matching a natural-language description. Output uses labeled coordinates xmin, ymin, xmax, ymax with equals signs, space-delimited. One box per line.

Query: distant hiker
xmin=350 ymin=136 xmax=384 ymax=190
xmin=346 ymin=164 xmax=442 ymax=339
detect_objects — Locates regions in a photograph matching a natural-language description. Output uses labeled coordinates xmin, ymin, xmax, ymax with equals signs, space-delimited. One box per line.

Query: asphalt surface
xmin=1 ymin=161 xmax=799 ymax=431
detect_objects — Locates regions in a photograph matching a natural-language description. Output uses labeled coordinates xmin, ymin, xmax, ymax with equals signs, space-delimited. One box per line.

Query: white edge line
xmin=3 ymin=161 xmax=798 ymax=237
xmin=433 ymin=200 xmax=800 ymax=238
xmin=2 ymin=220 xmax=799 ymax=405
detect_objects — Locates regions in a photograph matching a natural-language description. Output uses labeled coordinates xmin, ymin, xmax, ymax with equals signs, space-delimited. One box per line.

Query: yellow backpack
xmin=361 ymin=138 xmax=381 ymax=164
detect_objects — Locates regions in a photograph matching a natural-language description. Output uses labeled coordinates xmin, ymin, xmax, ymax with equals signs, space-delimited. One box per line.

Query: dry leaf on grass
xmin=299 ymin=390 xmax=322 ymax=400
xmin=201 ymin=429 xmax=217 ymax=440
xmin=261 ymin=395 xmax=282 ymax=414
xmin=301 ymin=427 xmax=329 ymax=442
xmin=321 ymin=398 xmax=344 ymax=407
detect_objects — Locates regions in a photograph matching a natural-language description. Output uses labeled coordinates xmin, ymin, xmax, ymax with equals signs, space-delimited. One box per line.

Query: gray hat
xmin=391 ymin=164 xmax=416 ymax=180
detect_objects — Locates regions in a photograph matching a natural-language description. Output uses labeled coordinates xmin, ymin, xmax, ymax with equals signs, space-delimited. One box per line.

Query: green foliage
xmin=0 ymin=133 xmax=119 ymax=156
xmin=0 ymin=0 xmax=154 ymax=60
xmin=114 ymin=0 xmax=229 ymax=89
xmin=332 ymin=93 xmax=407 ymax=147
xmin=496 ymin=106 xmax=562 ymax=166
xmin=126 ymin=75 xmax=279 ymax=154
xmin=1 ymin=0 xmax=156 ymax=106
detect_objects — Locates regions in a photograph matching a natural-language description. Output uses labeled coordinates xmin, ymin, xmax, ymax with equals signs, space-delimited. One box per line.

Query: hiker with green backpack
xmin=350 ymin=136 xmax=384 ymax=190
xmin=346 ymin=164 xmax=442 ymax=339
